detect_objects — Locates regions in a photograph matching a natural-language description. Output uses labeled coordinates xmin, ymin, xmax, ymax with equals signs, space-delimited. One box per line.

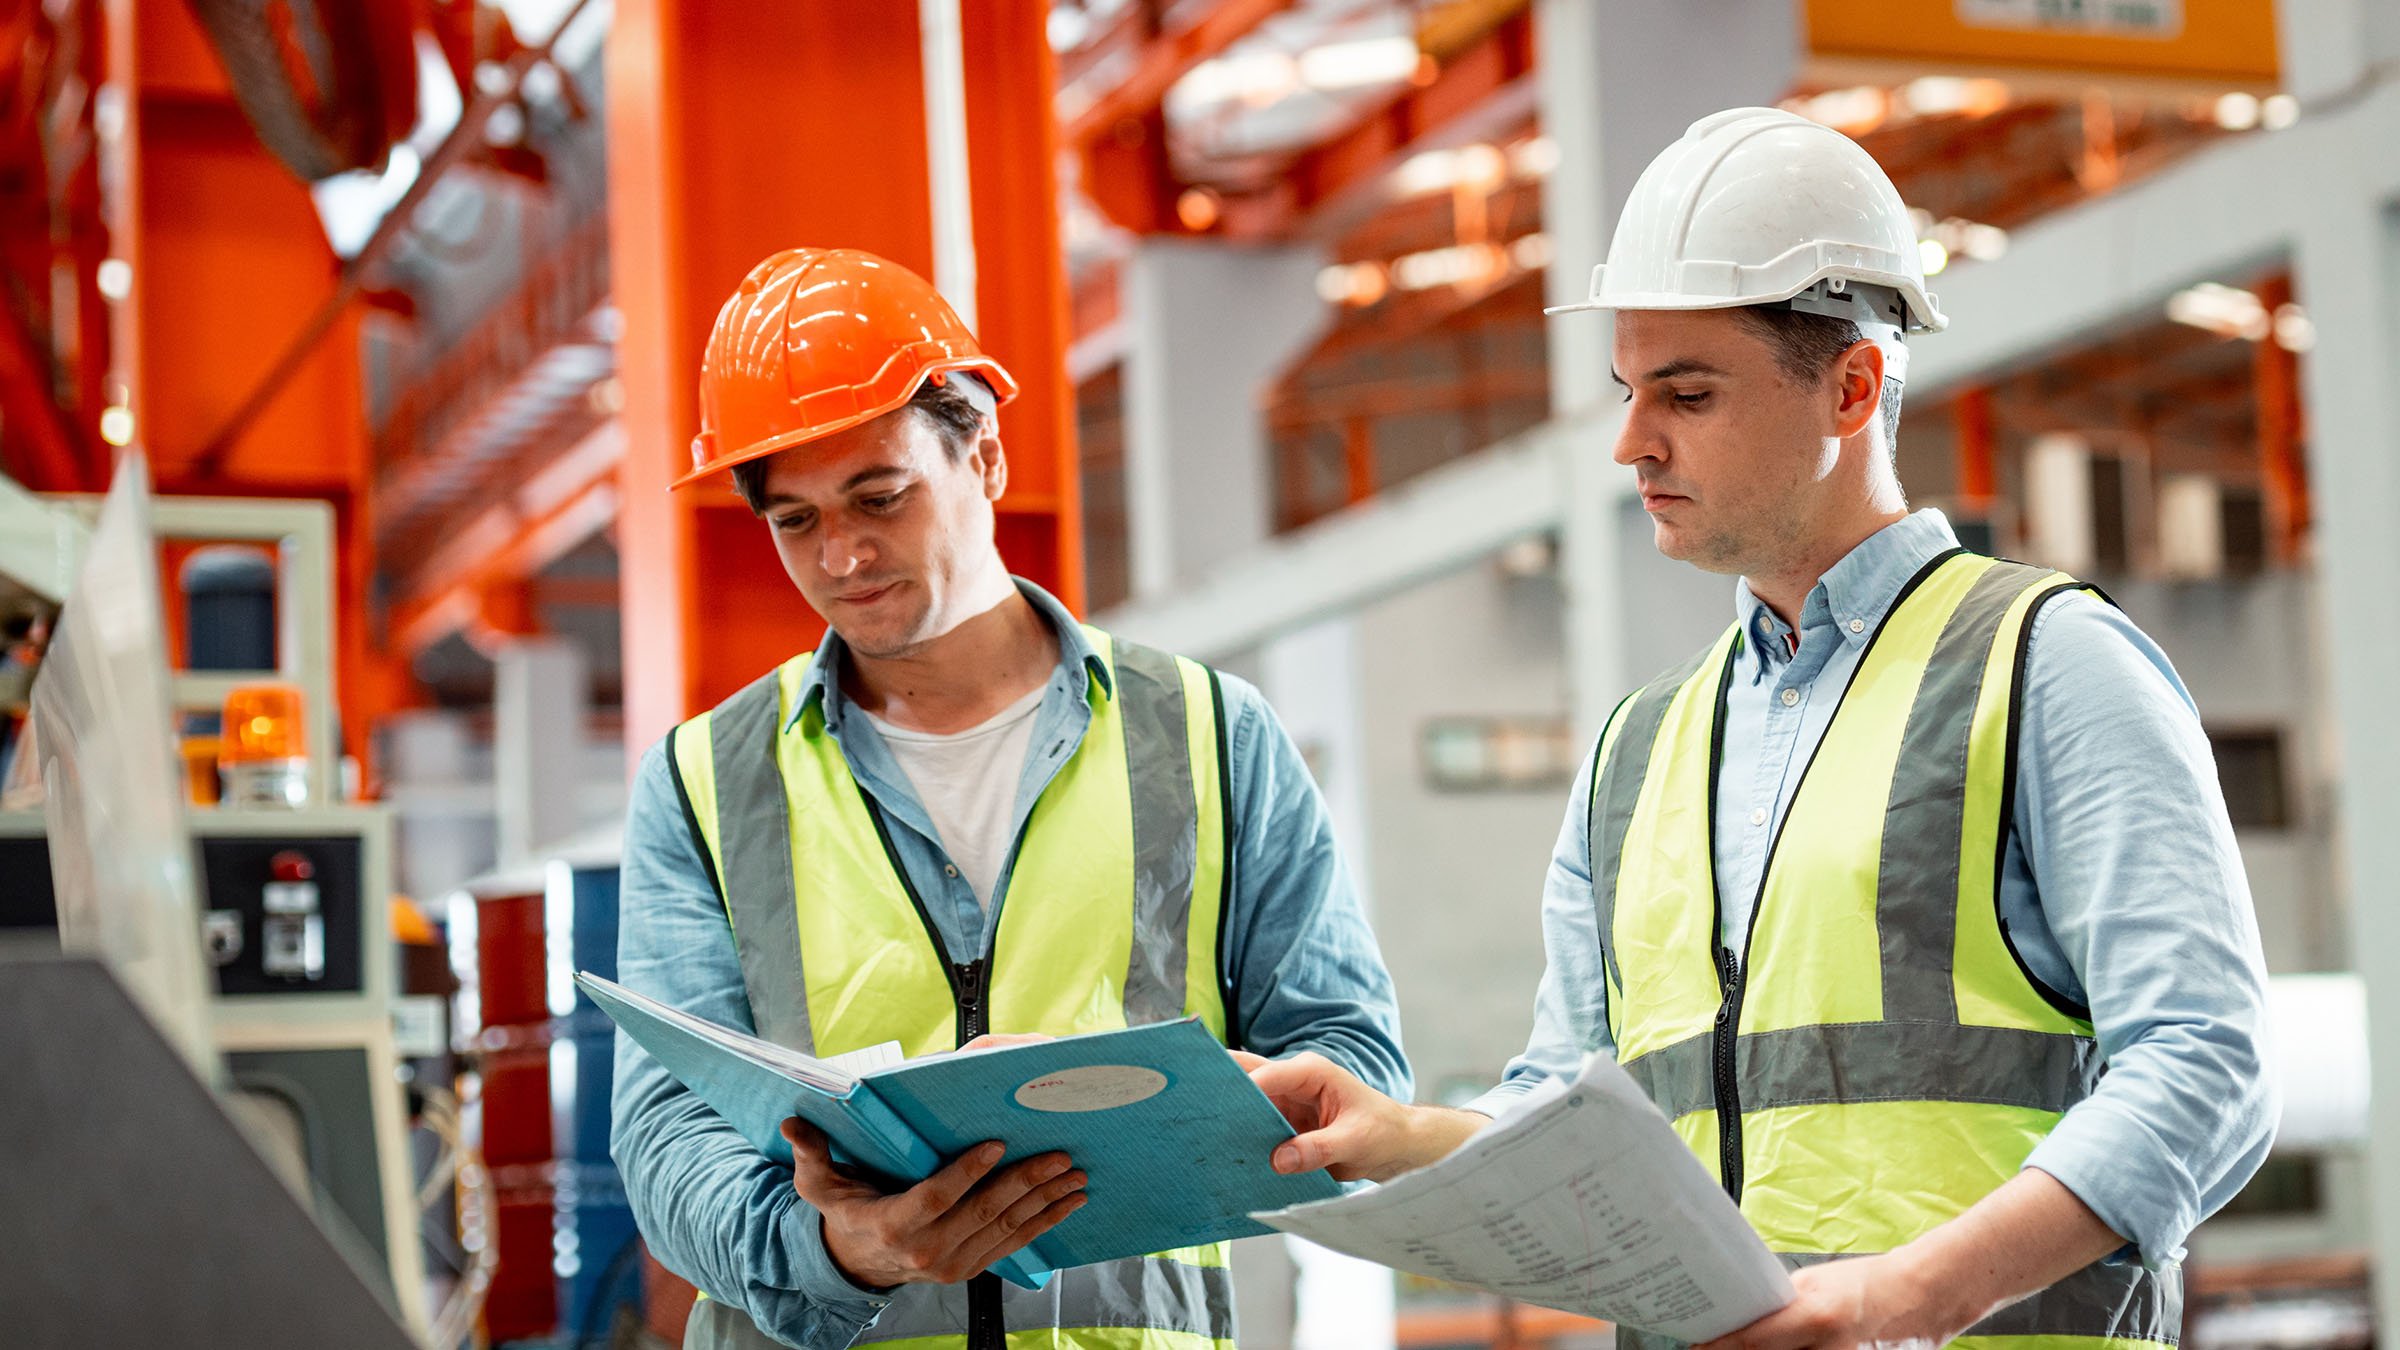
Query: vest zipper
xmin=1710 ymin=945 xmax=1744 ymax=1201
xmin=1699 ymin=549 xmax=1957 ymax=1208
xmin=856 ymin=791 xmax=1007 ymax=1350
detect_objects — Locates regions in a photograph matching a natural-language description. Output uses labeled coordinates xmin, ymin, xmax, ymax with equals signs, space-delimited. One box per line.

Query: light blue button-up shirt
xmin=610 ymin=579 xmax=1411 ymax=1346
xmin=1469 ymin=510 xmax=2275 ymax=1266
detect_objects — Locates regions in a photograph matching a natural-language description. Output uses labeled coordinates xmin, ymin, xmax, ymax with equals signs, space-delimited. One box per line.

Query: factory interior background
xmin=1 ymin=0 xmax=2397 ymax=1347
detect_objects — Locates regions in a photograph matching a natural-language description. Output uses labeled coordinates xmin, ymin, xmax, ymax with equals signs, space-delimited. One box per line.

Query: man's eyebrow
xmin=840 ymin=466 xmax=907 ymax=493
xmin=1643 ymin=358 xmax=1728 ymax=382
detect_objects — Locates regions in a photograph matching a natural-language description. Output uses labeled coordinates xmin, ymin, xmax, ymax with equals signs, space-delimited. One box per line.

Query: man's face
xmin=1609 ymin=309 xmax=1843 ymax=577
xmin=756 ymin=406 xmax=1003 ymax=659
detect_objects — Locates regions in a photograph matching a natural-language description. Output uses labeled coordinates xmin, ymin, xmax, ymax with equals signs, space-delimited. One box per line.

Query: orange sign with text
xmin=1806 ymin=0 xmax=2279 ymax=88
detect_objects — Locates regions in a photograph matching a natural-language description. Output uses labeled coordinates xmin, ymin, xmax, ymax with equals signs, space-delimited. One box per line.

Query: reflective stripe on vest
xmin=664 ymin=627 xmax=1235 ymax=1350
xmin=1590 ymin=551 xmax=2178 ymax=1349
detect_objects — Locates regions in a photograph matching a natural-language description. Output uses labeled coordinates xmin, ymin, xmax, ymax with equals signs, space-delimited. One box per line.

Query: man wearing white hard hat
xmin=1236 ymin=108 xmax=2273 ymax=1348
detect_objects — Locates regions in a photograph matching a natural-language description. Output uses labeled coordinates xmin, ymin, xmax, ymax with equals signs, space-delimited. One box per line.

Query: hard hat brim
xmin=676 ymin=355 xmax=1019 ymax=491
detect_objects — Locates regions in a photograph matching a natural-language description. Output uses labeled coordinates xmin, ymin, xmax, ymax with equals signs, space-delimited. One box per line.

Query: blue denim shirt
xmin=611 ymin=579 xmax=1411 ymax=1346
xmin=1469 ymin=510 xmax=2275 ymax=1266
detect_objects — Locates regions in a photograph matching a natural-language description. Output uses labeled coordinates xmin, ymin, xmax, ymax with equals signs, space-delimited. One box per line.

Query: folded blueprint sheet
xmin=1254 ymin=1051 xmax=1793 ymax=1342
xmin=581 ymin=972 xmax=1338 ymax=1289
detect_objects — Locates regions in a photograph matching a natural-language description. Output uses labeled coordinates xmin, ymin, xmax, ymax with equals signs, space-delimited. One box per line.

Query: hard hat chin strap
xmin=1781 ymin=278 xmax=1911 ymax=384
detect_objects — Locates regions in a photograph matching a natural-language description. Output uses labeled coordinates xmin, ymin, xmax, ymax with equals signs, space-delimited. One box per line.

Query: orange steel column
xmin=107 ymin=0 xmax=400 ymax=776
xmin=2254 ymin=273 xmax=2310 ymax=563
xmin=1953 ymin=385 xmax=1998 ymax=518
xmin=608 ymin=1 xmax=1079 ymax=753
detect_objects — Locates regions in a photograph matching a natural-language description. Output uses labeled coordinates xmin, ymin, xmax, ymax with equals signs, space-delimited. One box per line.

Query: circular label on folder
xmin=1013 ymin=1065 xmax=1169 ymax=1113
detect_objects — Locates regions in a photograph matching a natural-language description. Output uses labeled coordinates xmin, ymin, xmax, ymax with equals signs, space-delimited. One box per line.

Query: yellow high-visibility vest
xmin=666 ymin=627 xmax=1236 ymax=1350
xmin=1593 ymin=551 xmax=2178 ymax=1350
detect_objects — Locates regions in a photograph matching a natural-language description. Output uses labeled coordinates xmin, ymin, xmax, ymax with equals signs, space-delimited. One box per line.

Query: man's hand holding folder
xmin=782 ymin=1119 xmax=1088 ymax=1290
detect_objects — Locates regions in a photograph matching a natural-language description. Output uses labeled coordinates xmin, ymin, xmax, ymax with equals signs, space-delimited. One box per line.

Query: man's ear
xmin=975 ymin=423 xmax=1008 ymax=500
xmin=1831 ymin=339 xmax=1887 ymax=441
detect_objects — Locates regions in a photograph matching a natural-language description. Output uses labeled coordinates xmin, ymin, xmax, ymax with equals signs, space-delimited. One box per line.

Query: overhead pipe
xmin=186 ymin=0 xmax=600 ymax=477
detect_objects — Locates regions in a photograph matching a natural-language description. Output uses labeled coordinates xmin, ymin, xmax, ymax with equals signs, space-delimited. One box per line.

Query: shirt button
xmin=944 ymin=864 xmax=959 ymax=878
xmin=1848 ymin=618 xmax=1865 ymax=634
xmin=1780 ymin=687 xmax=1800 ymax=707
xmin=1749 ymin=807 xmax=1767 ymax=827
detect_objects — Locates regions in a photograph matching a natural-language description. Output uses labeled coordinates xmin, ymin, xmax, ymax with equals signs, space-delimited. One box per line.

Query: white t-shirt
xmin=861 ymin=682 xmax=1047 ymax=910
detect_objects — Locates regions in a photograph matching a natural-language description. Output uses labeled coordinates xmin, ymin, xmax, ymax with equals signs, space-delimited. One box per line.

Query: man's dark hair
xmin=728 ymin=377 xmax=990 ymax=515
xmin=1732 ymin=305 xmax=1905 ymax=455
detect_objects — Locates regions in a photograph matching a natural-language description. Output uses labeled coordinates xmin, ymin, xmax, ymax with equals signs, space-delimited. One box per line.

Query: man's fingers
xmin=783 ymin=1119 xmax=878 ymax=1206
xmin=955 ymin=1189 xmax=1091 ymax=1279
xmin=1227 ymin=1049 xmax=1268 ymax=1071
xmin=1272 ymin=1116 xmax=1369 ymax=1176
xmin=902 ymin=1140 xmax=1009 ymax=1218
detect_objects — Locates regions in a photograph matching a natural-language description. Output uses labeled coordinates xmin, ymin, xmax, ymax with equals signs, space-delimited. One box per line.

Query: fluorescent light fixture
xmin=1297 ymin=36 xmax=1419 ymax=91
xmin=2165 ymin=281 xmax=2269 ymax=339
xmin=1509 ymin=233 xmax=1554 ymax=270
xmin=1392 ymin=242 xmax=1506 ymax=292
xmin=1957 ymin=222 xmax=2009 ymax=262
xmin=2273 ymin=303 xmax=2315 ymax=352
xmin=1173 ymin=50 xmax=1299 ymax=111
xmin=1900 ymin=76 xmax=2009 ymax=117
xmin=1392 ymin=142 xmax=1513 ymax=197
xmin=1788 ymin=86 xmax=1889 ymax=133
xmin=1508 ymin=136 xmax=1560 ymax=179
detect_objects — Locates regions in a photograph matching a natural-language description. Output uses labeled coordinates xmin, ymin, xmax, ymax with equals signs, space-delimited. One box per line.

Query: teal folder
xmin=578 ymin=972 xmax=1340 ymax=1289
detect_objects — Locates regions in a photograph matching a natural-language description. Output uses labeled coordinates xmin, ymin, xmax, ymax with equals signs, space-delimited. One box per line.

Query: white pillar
xmin=2295 ymin=198 xmax=2400 ymax=1335
xmin=1536 ymin=0 xmax=1797 ymax=734
xmin=1121 ymin=239 xmax=1328 ymax=599
xmin=493 ymin=635 xmax=587 ymax=865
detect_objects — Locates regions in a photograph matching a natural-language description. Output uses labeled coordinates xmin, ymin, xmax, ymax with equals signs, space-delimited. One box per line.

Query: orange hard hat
xmin=681 ymin=247 xmax=1019 ymax=488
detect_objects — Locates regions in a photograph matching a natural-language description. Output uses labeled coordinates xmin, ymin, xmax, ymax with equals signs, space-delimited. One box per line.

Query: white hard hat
xmin=1550 ymin=107 xmax=1945 ymax=365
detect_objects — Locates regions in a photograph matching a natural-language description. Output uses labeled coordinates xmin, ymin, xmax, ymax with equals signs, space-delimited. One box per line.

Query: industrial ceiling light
xmin=99 ymin=405 xmax=135 ymax=447
xmin=2213 ymin=92 xmax=2261 ymax=131
xmin=2261 ymin=94 xmax=2300 ymax=130
xmin=1298 ymin=36 xmax=1421 ymax=91
xmin=2272 ymin=303 xmax=2316 ymax=352
xmin=1917 ymin=238 xmax=1950 ymax=277
xmin=96 ymin=258 xmax=132 ymax=303
xmin=2166 ymin=282 xmax=2269 ymax=339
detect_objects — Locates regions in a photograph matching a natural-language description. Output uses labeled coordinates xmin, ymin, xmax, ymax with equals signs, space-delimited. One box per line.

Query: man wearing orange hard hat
xmin=609 ymin=247 xmax=1410 ymax=1350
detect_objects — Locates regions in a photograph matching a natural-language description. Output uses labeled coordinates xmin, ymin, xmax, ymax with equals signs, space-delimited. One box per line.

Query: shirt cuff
xmin=1461 ymin=1074 xmax=1546 ymax=1122
xmin=2022 ymin=1101 xmax=2196 ymax=1268
xmin=780 ymin=1203 xmax=895 ymax=1330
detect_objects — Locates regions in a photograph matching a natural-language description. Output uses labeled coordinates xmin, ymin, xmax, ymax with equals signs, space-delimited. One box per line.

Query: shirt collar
xmin=786 ymin=576 xmax=1111 ymax=735
xmin=1734 ymin=508 xmax=1962 ymax=677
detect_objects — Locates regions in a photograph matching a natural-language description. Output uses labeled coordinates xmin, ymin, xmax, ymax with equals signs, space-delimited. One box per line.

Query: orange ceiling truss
xmin=1931 ymin=266 xmax=2310 ymax=565
xmin=1061 ymin=0 xmax=1300 ymax=147
xmin=1215 ymin=3 xmax=1534 ymax=240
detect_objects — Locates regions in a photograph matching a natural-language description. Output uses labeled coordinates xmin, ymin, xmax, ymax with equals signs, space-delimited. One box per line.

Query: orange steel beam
xmin=2253 ymin=272 xmax=2308 ymax=563
xmin=608 ymin=0 xmax=1079 ymax=756
xmin=1062 ymin=0 xmax=1296 ymax=146
xmin=185 ymin=0 xmax=597 ymax=478
xmin=1220 ymin=5 xmax=1537 ymax=240
xmin=389 ymin=420 xmax=625 ymax=658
